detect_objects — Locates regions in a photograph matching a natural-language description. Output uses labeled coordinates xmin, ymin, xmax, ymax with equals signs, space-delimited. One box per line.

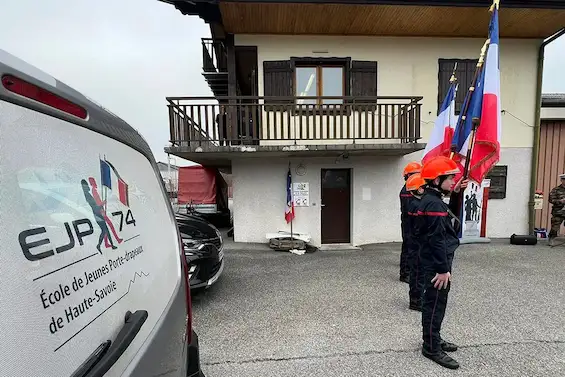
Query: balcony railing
xmin=202 ymin=38 xmax=227 ymax=73
xmin=167 ymin=96 xmax=422 ymax=148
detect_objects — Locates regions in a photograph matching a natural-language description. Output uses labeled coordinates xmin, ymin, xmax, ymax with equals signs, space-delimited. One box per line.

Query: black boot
xmin=549 ymin=231 xmax=557 ymax=246
xmin=440 ymin=340 xmax=458 ymax=352
xmin=422 ymin=349 xmax=460 ymax=369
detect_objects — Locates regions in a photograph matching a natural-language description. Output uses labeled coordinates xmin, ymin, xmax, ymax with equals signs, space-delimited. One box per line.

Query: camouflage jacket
xmin=549 ymin=184 xmax=565 ymax=215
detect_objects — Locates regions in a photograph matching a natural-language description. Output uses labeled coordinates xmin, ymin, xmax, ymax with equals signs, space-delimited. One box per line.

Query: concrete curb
xmin=223 ymin=237 xmax=549 ymax=252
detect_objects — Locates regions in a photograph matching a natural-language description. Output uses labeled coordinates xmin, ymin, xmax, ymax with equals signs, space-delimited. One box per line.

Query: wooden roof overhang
xmin=162 ymin=0 xmax=565 ymax=38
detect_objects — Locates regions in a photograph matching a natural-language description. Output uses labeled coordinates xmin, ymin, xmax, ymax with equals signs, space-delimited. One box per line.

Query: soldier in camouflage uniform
xmin=548 ymin=173 xmax=565 ymax=244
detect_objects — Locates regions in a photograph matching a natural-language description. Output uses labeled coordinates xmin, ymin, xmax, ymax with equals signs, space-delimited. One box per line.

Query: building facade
xmin=159 ymin=0 xmax=565 ymax=246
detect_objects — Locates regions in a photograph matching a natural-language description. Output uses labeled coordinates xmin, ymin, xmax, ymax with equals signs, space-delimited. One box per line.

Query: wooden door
xmin=321 ymin=169 xmax=351 ymax=244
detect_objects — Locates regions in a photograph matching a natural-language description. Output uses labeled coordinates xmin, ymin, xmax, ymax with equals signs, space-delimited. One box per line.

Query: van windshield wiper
xmin=70 ymin=310 xmax=148 ymax=377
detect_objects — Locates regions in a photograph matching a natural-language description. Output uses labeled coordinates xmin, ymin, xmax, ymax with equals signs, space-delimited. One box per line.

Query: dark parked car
xmin=176 ymin=213 xmax=225 ymax=290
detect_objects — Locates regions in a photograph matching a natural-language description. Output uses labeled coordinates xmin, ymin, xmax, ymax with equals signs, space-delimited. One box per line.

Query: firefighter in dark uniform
xmin=416 ymin=156 xmax=462 ymax=370
xmin=404 ymin=173 xmax=427 ymax=311
xmin=548 ymin=173 xmax=565 ymax=245
xmin=399 ymin=161 xmax=422 ymax=283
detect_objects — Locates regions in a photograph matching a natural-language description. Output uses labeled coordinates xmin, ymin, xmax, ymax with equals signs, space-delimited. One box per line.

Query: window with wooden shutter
xmin=263 ymin=60 xmax=293 ymax=110
xmin=486 ymin=165 xmax=507 ymax=199
xmin=438 ymin=59 xmax=478 ymax=115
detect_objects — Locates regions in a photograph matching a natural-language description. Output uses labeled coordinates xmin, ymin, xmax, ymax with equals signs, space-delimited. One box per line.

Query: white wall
xmin=485 ymin=147 xmax=531 ymax=237
xmin=232 ymin=147 xmax=529 ymax=246
xmin=232 ymin=156 xmax=405 ymax=246
xmin=235 ymin=35 xmax=539 ymax=149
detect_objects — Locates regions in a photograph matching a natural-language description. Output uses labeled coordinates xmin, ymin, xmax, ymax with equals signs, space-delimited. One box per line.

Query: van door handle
xmin=71 ymin=310 xmax=148 ymax=377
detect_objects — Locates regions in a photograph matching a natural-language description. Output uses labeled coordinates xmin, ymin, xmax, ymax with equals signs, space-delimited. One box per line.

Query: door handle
xmin=320 ymin=204 xmax=326 ymax=207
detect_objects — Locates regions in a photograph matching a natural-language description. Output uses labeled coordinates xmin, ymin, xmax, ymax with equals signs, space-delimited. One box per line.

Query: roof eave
xmin=218 ymin=0 xmax=565 ymax=10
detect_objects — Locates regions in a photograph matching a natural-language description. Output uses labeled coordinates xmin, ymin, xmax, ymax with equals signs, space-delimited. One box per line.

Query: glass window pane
xmin=322 ymin=67 xmax=344 ymax=104
xmin=296 ymin=67 xmax=317 ymax=105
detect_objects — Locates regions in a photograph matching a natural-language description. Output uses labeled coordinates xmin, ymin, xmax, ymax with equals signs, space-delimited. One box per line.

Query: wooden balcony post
xmin=226 ymin=34 xmax=237 ymax=142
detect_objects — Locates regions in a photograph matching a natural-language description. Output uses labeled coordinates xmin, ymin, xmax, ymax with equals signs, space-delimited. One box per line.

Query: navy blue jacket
xmin=415 ymin=188 xmax=461 ymax=274
xmin=399 ymin=184 xmax=412 ymax=228
xmin=406 ymin=193 xmax=422 ymax=255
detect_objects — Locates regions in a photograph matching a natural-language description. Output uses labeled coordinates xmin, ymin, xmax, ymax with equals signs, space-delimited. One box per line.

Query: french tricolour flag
xmin=468 ymin=4 xmax=501 ymax=183
xmin=422 ymin=82 xmax=458 ymax=164
xmin=100 ymin=159 xmax=130 ymax=207
xmin=451 ymin=65 xmax=485 ymax=169
xmin=285 ymin=166 xmax=295 ymax=223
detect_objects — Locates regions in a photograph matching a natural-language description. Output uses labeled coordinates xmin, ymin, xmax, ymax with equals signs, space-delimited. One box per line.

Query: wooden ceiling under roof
xmin=218 ymin=2 xmax=565 ymax=38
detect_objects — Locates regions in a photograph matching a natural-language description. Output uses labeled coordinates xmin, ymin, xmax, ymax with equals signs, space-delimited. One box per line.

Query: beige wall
xmin=235 ymin=35 xmax=540 ymax=149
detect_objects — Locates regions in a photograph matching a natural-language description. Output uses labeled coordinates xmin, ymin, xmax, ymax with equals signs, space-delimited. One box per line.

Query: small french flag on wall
xmin=285 ymin=166 xmax=295 ymax=223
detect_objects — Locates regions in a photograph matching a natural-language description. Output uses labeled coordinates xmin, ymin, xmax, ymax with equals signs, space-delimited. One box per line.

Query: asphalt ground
xmin=192 ymin=240 xmax=565 ymax=376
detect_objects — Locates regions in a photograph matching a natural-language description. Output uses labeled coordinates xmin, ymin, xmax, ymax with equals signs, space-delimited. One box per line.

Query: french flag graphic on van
xmin=100 ymin=158 xmax=130 ymax=207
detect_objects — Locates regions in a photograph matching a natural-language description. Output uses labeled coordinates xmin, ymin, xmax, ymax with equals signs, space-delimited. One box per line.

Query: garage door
xmin=535 ymin=119 xmax=565 ymax=232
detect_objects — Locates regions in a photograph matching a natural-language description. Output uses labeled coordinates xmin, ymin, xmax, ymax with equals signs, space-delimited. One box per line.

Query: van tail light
xmin=1 ymin=74 xmax=87 ymax=119
xmin=177 ymin=231 xmax=193 ymax=344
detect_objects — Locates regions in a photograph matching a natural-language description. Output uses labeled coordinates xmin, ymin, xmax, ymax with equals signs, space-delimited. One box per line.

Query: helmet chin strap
xmin=428 ymin=176 xmax=451 ymax=196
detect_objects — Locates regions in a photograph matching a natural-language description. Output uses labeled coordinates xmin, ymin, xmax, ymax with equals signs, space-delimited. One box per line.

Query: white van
xmin=0 ymin=50 xmax=205 ymax=377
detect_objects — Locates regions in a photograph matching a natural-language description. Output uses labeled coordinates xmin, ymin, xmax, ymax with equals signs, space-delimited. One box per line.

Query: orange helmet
xmin=421 ymin=156 xmax=460 ymax=180
xmin=406 ymin=173 xmax=426 ymax=192
xmin=403 ymin=161 xmax=422 ymax=177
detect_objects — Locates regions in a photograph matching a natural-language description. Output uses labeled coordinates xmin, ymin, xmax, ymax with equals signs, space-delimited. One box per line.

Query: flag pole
xmin=462 ymin=31 xmax=492 ymax=179
xmin=449 ymin=39 xmax=489 ymax=160
xmin=103 ymin=154 xmax=108 ymax=214
xmin=289 ymin=161 xmax=294 ymax=244
xmin=458 ymin=0 xmax=499 ymax=240
xmin=447 ymin=63 xmax=458 ymax=158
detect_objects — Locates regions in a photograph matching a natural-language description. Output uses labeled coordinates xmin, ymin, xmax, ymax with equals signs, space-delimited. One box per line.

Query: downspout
xmin=528 ymin=28 xmax=565 ymax=235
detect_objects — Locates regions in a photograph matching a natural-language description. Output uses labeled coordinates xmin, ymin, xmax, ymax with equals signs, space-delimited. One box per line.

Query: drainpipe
xmin=528 ymin=28 xmax=565 ymax=235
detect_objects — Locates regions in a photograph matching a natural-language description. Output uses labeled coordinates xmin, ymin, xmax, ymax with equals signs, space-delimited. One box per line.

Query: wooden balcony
xmin=166 ymin=96 xmax=425 ymax=165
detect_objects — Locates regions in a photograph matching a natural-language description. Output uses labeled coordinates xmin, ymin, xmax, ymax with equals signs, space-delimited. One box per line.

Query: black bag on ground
xmin=510 ymin=234 xmax=538 ymax=245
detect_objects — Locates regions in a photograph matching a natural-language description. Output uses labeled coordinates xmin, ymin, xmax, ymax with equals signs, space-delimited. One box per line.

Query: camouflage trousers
xmin=549 ymin=215 xmax=565 ymax=237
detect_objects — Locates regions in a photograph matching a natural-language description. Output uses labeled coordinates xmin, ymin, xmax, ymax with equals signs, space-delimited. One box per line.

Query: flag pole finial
xmin=449 ymin=62 xmax=458 ymax=84
xmin=477 ymin=39 xmax=489 ymax=66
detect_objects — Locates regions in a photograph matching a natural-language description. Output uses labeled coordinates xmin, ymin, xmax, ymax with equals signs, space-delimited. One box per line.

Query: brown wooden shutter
xmin=350 ymin=61 xmax=377 ymax=98
xmin=437 ymin=60 xmax=454 ymax=115
xmin=438 ymin=59 xmax=478 ymax=115
xmin=263 ymin=60 xmax=293 ymax=110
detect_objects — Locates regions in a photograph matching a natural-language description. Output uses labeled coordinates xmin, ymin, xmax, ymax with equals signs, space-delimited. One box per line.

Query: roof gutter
xmin=528 ymin=27 xmax=565 ymax=235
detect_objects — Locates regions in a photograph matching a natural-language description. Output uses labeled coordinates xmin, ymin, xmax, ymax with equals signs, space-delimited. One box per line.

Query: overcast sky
xmin=1 ymin=0 xmax=564 ymax=166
